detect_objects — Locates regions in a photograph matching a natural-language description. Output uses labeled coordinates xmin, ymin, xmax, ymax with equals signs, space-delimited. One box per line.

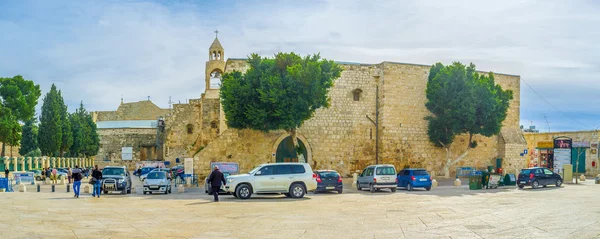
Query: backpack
xmin=73 ymin=172 xmax=83 ymax=181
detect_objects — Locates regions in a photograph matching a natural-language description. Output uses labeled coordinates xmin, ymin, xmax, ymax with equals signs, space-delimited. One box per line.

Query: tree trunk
xmin=1 ymin=143 xmax=5 ymax=157
xmin=288 ymin=128 xmax=305 ymax=163
xmin=441 ymin=134 xmax=473 ymax=178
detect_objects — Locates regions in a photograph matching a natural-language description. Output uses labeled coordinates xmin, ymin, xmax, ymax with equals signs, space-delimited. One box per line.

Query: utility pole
xmin=366 ymin=77 xmax=380 ymax=165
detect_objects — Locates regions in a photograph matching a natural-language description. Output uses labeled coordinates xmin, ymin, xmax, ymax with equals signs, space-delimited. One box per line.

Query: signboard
xmin=210 ymin=162 xmax=239 ymax=174
xmin=524 ymin=149 xmax=528 ymax=154
xmin=554 ymin=149 xmax=571 ymax=173
xmin=14 ymin=172 xmax=34 ymax=185
xmin=121 ymin=147 xmax=133 ymax=160
xmin=554 ymin=139 xmax=572 ymax=149
xmin=136 ymin=161 xmax=165 ymax=170
xmin=537 ymin=141 xmax=553 ymax=148
xmin=184 ymin=158 xmax=194 ymax=176
xmin=572 ymin=141 xmax=590 ymax=148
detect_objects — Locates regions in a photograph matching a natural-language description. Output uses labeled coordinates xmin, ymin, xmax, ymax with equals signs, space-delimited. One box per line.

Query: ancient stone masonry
xmin=97 ymin=128 xmax=157 ymax=161
xmin=92 ymin=34 xmax=526 ymax=178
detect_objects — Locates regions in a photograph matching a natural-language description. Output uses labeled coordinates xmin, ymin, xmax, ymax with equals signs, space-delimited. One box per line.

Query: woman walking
xmin=91 ymin=165 xmax=103 ymax=198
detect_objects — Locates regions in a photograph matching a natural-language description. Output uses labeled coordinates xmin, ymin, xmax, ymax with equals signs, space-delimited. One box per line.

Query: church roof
xmin=209 ymin=37 xmax=223 ymax=50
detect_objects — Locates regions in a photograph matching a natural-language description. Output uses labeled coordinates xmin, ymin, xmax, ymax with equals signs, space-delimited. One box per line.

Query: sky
xmin=1 ymin=0 xmax=599 ymax=132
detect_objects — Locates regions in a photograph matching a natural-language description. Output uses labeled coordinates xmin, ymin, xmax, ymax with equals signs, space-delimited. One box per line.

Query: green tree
xmin=38 ymin=84 xmax=62 ymax=156
xmin=83 ymin=112 xmax=100 ymax=157
xmin=220 ymin=53 xmax=342 ymax=162
xmin=19 ymin=118 xmax=39 ymax=156
xmin=58 ymin=90 xmax=72 ymax=156
xmin=0 ymin=75 xmax=41 ymax=156
xmin=425 ymin=62 xmax=513 ymax=177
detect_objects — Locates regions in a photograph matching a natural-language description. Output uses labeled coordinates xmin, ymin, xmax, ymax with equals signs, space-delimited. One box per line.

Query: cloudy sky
xmin=1 ymin=0 xmax=599 ymax=132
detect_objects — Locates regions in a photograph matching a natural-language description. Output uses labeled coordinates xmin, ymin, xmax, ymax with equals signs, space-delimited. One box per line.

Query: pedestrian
xmin=45 ymin=168 xmax=51 ymax=181
xmin=67 ymin=167 xmax=72 ymax=184
xmin=72 ymin=166 xmax=83 ymax=198
xmin=51 ymin=168 xmax=58 ymax=184
xmin=84 ymin=168 xmax=89 ymax=179
xmin=4 ymin=168 xmax=9 ymax=178
xmin=207 ymin=166 xmax=226 ymax=202
xmin=91 ymin=165 xmax=102 ymax=198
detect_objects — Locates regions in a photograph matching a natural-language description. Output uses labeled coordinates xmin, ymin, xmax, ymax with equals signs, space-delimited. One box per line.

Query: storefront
xmin=531 ymin=141 xmax=554 ymax=168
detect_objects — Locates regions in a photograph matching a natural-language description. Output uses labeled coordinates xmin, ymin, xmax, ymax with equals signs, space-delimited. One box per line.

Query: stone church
xmin=93 ymin=35 xmax=527 ymax=177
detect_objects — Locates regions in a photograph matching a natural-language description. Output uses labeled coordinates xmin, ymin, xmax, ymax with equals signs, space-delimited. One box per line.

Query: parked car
xmin=357 ymin=164 xmax=397 ymax=193
xmin=142 ymin=168 xmax=171 ymax=181
xmin=225 ymin=163 xmax=317 ymax=199
xmin=101 ymin=166 xmax=132 ymax=194
xmin=28 ymin=170 xmax=43 ymax=181
xmin=205 ymin=172 xmax=231 ymax=194
xmin=397 ymin=168 xmax=432 ymax=191
xmin=143 ymin=171 xmax=172 ymax=194
xmin=518 ymin=167 xmax=563 ymax=189
xmin=314 ymin=170 xmax=343 ymax=194
xmin=139 ymin=166 xmax=157 ymax=180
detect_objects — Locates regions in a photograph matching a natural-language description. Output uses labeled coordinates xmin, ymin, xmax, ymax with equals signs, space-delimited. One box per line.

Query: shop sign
xmin=572 ymin=141 xmax=590 ymax=148
xmin=554 ymin=139 xmax=572 ymax=149
xmin=554 ymin=148 xmax=571 ymax=173
xmin=537 ymin=141 xmax=553 ymax=148
xmin=590 ymin=142 xmax=598 ymax=149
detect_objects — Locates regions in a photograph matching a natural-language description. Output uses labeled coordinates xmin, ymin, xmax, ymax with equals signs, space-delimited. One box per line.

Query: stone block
xmin=580 ymin=174 xmax=586 ymax=181
xmin=453 ymin=179 xmax=461 ymax=187
xmin=83 ymin=185 xmax=91 ymax=193
xmin=19 ymin=184 xmax=27 ymax=192
xmin=431 ymin=179 xmax=438 ymax=187
xmin=177 ymin=185 xmax=185 ymax=193
xmin=135 ymin=187 xmax=144 ymax=194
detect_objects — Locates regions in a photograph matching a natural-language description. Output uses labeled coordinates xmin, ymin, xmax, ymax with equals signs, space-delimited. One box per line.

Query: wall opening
xmin=186 ymin=124 xmax=194 ymax=134
xmin=353 ymin=89 xmax=363 ymax=101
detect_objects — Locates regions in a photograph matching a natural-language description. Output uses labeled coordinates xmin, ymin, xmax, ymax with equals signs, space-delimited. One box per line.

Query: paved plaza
xmin=1 ymin=179 xmax=599 ymax=239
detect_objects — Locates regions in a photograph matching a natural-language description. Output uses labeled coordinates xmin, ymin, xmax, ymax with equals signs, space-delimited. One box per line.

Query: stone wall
xmin=164 ymin=102 xmax=202 ymax=161
xmin=93 ymin=100 xmax=169 ymax=122
xmin=96 ymin=128 xmax=157 ymax=162
xmin=524 ymin=130 xmax=600 ymax=176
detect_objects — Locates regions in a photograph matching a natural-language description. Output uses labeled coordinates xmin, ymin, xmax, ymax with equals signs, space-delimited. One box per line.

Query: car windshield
xmin=376 ymin=167 xmax=395 ymax=175
xmin=141 ymin=167 xmax=155 ymax=174
xmin=413 ymin=170 xmax=429 ymax=176
xmin=318 ymin=171 xmax=339 ymax=178
xmin=223 ymin=172 xmax=231 ymax=178
xmin=102 ymin=168 xmax=125 ymax=176
xmin=248 ymin=166 xmax=262 ymax=174
xmin=147 ymin=172 xmax=166 ymax=180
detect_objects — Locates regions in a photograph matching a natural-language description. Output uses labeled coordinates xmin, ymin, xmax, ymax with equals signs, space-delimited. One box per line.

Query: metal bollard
xmin=67 ymin=184 xmax=70 ymax=193
xmin=37 ymin=184 xmax=40 ymax=192
xmin=51 ymin=184 xmax=55 ymax=192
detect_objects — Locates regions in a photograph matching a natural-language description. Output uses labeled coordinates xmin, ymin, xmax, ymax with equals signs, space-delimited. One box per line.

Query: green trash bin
xmin=469 ymin=176 xmax=482 ymax=190
xmin=504 ymin=174 xmax=516 ymax=186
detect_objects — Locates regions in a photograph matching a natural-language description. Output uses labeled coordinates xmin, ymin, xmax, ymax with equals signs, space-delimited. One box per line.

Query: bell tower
xmin=205 ymin=30 xmax=226 ymax=91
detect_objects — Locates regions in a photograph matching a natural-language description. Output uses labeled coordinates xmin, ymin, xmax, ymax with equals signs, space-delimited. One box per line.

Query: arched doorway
xmin=274 ymin=135 xmax=310 ymax=163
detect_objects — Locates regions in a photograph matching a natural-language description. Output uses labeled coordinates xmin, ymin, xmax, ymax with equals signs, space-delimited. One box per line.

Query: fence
xmin=0 ymin=178 xmax=14 ymax=192
xmin=14 ymin=172 xmax=35 ymax=185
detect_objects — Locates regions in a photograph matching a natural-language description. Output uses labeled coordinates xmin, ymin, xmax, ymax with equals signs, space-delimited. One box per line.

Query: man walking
xmin=91 ymin=165 xmax=102 ymax=198
xmin=207 ymin=166 xmax=226 ymax=202
xmin=72 ymin=166 xmax=83 ymax=198
xmin=4 ymin=168 xmax=9 ymax=178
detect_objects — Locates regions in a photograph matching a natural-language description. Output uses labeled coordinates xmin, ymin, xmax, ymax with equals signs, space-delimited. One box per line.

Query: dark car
xmin=101 ymin=166 xmax=132 ymax=194
xmin=518 ymin=167 xmax=563 ymax=189
xmin=314 ymin=170 xmax=343 ymax=194
xmin=397 ymin=168 xmax=432 ymax=191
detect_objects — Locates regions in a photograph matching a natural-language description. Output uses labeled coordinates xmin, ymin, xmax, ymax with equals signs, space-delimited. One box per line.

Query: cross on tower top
xmin=214 ymin=29 xmax=219 ymax=38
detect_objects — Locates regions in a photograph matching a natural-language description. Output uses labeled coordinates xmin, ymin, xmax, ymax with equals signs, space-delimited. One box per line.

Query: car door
xmin=543 ymin=168 xmax=555 ymax=185
xmin=397 ymin=170 xmax=404 ymax=187
xmin=254 ymin=165 xmax=276 ymax=192
xmin=534 ymin=168 xmax=546 ymax=185
xmin=358 ymin=168 xmax=368 ymax=187
xmin=274 ymin=165 xmax=293 ymax=192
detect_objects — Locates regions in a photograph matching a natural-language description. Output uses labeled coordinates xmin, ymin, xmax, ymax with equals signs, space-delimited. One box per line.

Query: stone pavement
xmin=0 ymin=180 xmax=599 ymax=239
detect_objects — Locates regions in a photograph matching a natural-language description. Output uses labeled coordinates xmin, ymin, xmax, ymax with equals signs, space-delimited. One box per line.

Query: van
xmin=356 ymin=164 xmax=397 ymax=193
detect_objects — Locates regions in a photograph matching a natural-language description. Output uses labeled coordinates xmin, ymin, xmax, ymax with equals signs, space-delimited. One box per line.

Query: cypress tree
xmin=19 ymin=118 xmax=38 ymax=156
xmin=38 ymin=84 xmax=62 ymax=156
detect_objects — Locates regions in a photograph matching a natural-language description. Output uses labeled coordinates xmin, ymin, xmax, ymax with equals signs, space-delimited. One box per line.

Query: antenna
xmin=543 ymin=115 xmax=551 ymax=132
xmin=168 ymin=96 xmax=173 ymax=110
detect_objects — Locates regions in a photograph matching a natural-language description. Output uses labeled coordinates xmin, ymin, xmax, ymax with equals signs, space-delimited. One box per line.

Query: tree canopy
xmin=0 ymin=75 xmax=41 ymax=156
xmin=425 ymin=62 xmax=513 ymax=176
xmin=19 ymin=118 xmax=38 ymax=156
xmin=38 ymin=84 xmax=63 ymax=156
xmin=220 ymin=53 xmax=342 ymax=132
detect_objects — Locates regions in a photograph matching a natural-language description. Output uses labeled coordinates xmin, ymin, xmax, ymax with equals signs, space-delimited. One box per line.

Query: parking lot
xmin=1 ymin=178 xmax=599 ymax=239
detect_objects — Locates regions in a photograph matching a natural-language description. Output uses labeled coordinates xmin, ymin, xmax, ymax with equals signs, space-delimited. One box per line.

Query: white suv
xmin=225 ymin=163 xmax=317 ymax=199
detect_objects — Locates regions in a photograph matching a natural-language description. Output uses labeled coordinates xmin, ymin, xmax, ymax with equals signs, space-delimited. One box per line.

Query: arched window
xmin=217 ymin=51 xmax=221 ymax=60
xmin=209 ymin=70 xmax=222 ymax=89
xmin=210 ymin=120 xmax=218 ymax=129
xmin=353 ymin=89 xmax=363 ymax=101
xmin=186 ymin=124 xmax=193 ymax=134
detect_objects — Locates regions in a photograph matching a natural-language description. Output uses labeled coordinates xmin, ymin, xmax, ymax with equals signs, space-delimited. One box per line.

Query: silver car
xmin=357 ymin=164 xmax=398 ymax=193
xmin=143 ymin=171 xmax=172 ymax=194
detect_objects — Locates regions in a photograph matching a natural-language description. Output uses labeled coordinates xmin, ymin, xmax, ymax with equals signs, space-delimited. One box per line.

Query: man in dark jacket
xmin=207 ymin=166 xmax=226 ymax=202
xmin=71 ymin=166 xmax=83 ymax=198
xmin=4 ymin=168 xmax=9 ymax=179
xmin=91 ymin=165 xmax=103 ymax=198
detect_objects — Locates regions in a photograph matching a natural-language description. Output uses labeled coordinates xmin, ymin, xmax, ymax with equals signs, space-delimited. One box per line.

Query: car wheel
xmin=164 ymin=189 xmax=168 ymax=194
xmin=338 ymin=189 xmax=343 ymax=194
xmin=391 ymin=187 xmax=397 ymax=192
xmin=122 ymin=188 xmax=127 ymax=195
xmin=556 ymin=179 xmax=562 ymax=187
xmin=127 ymin=188 xmax=131 ymax=194
xmin=518 ymin=185 xmax=524 ymax=189
xmin=290 ymin=183 xmax=305 ymax=198
xmin=143 ymin=191 xmax=147 ymax=195
xmin=236 ymin=184 xmax=252 ymax=199
xmin=233 ymin=193 xmax=238 ymax=198
xmin=369 ymin=184 xmax=375 ymax=193
xmin=356 ymin=182 xmax=362 ymax=191
xmin=104 ymin=190 xmax=108 ymax=194
xmin=532 ymin=180 xmax=539 ymax=189
xmin=407 ymin=183 xmax=413 ymax=191
xmin=425 ymin=187 xmax=431 ymax=191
